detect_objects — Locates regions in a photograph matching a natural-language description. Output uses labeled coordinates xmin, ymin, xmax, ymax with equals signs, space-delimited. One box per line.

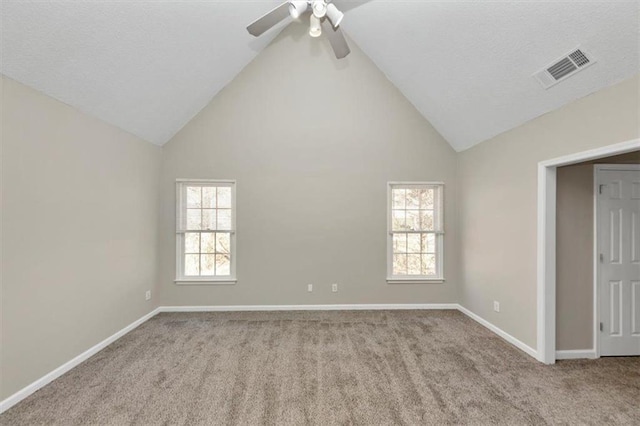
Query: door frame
xmin=537 ymin=138 xmax=639 ymax=364
xmin=593 ymin=163 xmax=640 ymax=358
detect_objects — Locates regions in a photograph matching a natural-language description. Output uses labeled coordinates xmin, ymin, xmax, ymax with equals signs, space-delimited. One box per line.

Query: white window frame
xmin=387 ymin=182 xmax=445 ymax=284
xmin=175 ymin=179 xmax=237 ymax=284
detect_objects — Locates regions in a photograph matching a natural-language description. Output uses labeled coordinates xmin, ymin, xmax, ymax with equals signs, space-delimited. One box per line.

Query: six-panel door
xmin=598 ymin=167 xmax=640 ymax=356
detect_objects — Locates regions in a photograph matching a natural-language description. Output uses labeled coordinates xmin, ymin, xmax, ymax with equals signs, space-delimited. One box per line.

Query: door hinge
xmin=599 ymin=322 xmax=603 ymax=332
xmin=599 ymin=253 xmax=604 ymax=263
xmin=598 ymin=184 xmax=606 ymax=194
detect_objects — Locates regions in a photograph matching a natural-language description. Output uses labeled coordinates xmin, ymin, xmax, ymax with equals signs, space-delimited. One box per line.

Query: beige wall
xmin=159 ymin=25 xmax=459 ymax=307
xmin=556 ymin=151 xmax=639 ymax=350
xmin=1 ymin=76 xmax=162 ymax=399
xmin=2 ymin=26 xmax=638 ymax=404
xmin=556 ymin=164 xmax=593 ymax=350
xmin=458 ymin=74 xmax=640 ymax=349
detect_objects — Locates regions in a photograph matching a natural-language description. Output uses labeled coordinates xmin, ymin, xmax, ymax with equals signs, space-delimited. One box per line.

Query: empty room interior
xmin=1 ymin=1 xmax=640 ymax=424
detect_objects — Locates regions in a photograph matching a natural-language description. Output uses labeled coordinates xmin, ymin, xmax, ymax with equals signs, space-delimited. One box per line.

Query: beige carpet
xmin=1 ymin=310 xmax=639 ymax=425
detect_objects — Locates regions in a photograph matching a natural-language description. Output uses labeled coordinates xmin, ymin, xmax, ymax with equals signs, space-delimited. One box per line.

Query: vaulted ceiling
xmin=2 ymin=1 xmax=638 ymax=151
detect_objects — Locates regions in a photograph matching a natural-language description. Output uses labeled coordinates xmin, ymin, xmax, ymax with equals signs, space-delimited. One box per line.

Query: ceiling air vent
xmin=534 ymin=47 xmax=596 ymax=89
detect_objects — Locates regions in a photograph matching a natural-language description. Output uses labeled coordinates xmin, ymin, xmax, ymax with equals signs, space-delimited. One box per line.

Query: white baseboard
xmin=555 ymin=349 xmax=597 ymax=360
xmin=159 ymin=303 xmax=459 ymax=312
xmin=2 ymin=302 xmax=540 ymax=415
xmin=0 ymin=307 xmax=161 ymax=414
xmin=457 ymin=305 xmax=538 ymax=359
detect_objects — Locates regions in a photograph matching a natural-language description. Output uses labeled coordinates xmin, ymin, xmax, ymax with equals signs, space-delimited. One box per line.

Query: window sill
xmin=386 ymin=278 xmax=445 ymax=284
xmin=174 ymin=279 xmax=237 ymax=286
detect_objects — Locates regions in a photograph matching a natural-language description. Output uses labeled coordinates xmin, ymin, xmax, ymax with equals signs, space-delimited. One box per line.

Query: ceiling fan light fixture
xmin=246 ymin=0 xmax=350 ymax=59
xmin=309 ymin=14 xmax=322 ymax=37
xmin=325 ymin=3 xmax=343 ymax=28
xmin=288 ymin=1 xmax=308 ymax=19
xmin=312 ymin=0 xmax=327 ymax=18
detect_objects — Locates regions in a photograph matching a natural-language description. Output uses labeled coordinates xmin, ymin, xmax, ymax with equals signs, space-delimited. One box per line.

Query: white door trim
xmin=594 ymin=164 xmax=640 ymax=171
xmin=537 ymin=138 xmax=639 ymax=364
xmin=594 ymin=164 xmax=640 ymax=357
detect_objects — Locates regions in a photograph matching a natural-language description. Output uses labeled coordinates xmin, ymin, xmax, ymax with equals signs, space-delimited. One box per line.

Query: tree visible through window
xmin=176 ymin=180 xmax=236 ymax=282
xmin=388 ymin=183 xmax=443 ymax=280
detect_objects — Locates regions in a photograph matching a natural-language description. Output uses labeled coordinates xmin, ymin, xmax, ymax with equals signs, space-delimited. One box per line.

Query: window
xmin=176 ymin=180 xmax=236 ymax=283
xmin=387 ymin=183 xmax=444 ymax=283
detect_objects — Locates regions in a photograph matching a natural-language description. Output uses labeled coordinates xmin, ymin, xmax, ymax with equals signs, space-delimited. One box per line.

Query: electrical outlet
xmin=332 ymin=283 xmax=338 ymax=293
xmin=493 ymin=301 xmax=500 ymax=313
xmin=308 ymin=284 xmax=313 ymax=292
xmin=145 ymin=290 xmax=152 ymax=301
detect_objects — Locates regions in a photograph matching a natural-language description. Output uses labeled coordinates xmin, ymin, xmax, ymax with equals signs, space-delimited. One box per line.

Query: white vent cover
xmin=534 ymin=47 xmax=596 ymax=89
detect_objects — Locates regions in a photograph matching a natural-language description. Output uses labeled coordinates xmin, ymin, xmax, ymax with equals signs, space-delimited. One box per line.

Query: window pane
xmin=217 ymin=187 xmax=231 ymax=208
xmin=187 ymin=187 xmax=201 ymax=208
xmin=392 ymin=210 xmax=406 ymax=231
xmin=407 ymin=234 xmax=421 ymax=253
xmin=393 ymin=233 xmax=407 ymax=253
xmin=388 ymin=185 xmax=442 ymax=278
xmin=406 ymin=210 xmax=420 ymax=231
xmin=407 ymin=254 xmax=422 ymax=275
xmin=420 ymin=189 xmax=434 ymax=210
xmin=202 ymin=209 xmax=216 ymax=230
xmin=406 ymin=189 xmax=420 ymax=209
xmin=392 ymin=189 xmax=406 ymax=209
xmin=202 ymin=187 xmax=216 ymax=209
xmin=422 ymin=233 xmax=436 ymax=253
xmin=185 ymin=254 xmax=199 ymax=276
xmin=201 ymin=232 xmax=215 ymax=254
xmin=201 ymin=254 xmax=215 ymax=275
xmin=187 ymin=209 xmax=202 ymax=230
xmin=185 ymin=233 xmax=200 ymax=254
xmin=217 ymin=209 xmax=232 ymax=230
xmin=216 ymin=232 xmax=230 ymax=254
xmin=179 ymin=182 xmax=235 ymax=280
xmin=216 ymin=254 xmax=230 ymax=275
xmin=422 ymin=254 xmax=436 ymax=276
xmin=393 ymin=254 xmax=407 ymax=275
xmin=420 ymin=210 xmax=434 ymax=231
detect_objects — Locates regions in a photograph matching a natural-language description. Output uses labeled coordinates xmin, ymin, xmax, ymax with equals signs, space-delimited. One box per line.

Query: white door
xmin=597 ymin=165 xmax=640 ymax=356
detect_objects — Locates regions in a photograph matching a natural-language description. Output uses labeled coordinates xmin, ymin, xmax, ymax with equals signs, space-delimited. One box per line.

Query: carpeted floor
xmin=1 ymin=310 xmax=639 ymax=425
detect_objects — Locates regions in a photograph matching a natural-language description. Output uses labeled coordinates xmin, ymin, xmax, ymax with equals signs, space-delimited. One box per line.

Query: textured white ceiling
xmin=344 ymin=0 xmax=640 ymax=151
xmin=0 ymin=0 xmax=288 ymax=145
xmin=2 ymin=1 xmax=639 ymax=150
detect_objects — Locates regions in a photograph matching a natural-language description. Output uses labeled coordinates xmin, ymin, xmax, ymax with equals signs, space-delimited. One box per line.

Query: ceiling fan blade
xmin=321 ymin=19 xmax=350 ymax=59
xmin=247 ymin=2 xmax=291 ymax=37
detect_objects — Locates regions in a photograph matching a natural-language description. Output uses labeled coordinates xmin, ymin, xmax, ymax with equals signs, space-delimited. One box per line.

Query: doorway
xmin=537 ymin=138 xmax=640 ymax=364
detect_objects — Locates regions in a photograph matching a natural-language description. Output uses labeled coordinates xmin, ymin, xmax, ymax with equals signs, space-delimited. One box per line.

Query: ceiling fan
xmin=247 ymin=1 xmax=350 ymax=59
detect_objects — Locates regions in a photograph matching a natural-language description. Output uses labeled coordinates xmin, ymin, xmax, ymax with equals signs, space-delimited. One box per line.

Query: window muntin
xmin=388 ymin=183 xmax=443 ymax=281
xmin=176 ymin=181 xmax=236 ymax=282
